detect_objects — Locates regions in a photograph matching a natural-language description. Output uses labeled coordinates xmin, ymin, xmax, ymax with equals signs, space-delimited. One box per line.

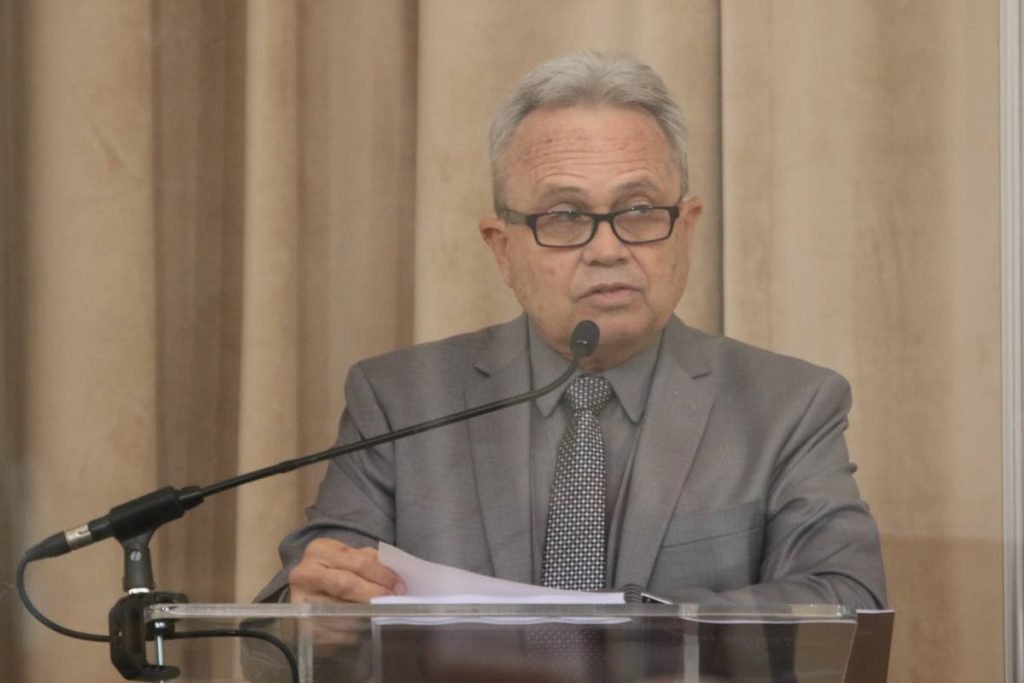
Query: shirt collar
xmin=528 ymin=318 xmax=663 ymax=422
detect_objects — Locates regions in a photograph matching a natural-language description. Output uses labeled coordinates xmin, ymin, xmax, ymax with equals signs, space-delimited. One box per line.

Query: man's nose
xmin=582 ymin=219 xmax=630 ymax=262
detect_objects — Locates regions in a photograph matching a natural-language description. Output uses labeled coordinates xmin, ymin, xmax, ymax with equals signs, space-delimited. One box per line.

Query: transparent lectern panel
xmin=148 ymin=602 xmax=857 ymax=683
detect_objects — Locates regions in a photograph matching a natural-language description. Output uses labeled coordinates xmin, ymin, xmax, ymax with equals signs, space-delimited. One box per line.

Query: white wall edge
xmin=1004 ymin=0 xmax=1024 ymax=681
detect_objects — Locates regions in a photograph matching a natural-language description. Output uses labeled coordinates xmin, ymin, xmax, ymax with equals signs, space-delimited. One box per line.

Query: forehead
xmin=503 ymin=105 xmax=679 ymax=204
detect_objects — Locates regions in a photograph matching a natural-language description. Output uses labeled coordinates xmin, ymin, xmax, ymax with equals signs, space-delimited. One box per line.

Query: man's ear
xmin=678 ymin=195 xmax=703 ymax=249
xmin=479 ymin=216 xmax=514 ymax=286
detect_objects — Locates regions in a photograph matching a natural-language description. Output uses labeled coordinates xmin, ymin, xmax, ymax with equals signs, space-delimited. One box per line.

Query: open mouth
xmin=580 ymin=283 xmax=639 ymax=306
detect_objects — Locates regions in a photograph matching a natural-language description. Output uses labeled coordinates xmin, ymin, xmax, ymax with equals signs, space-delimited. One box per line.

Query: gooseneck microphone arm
xmin=18 ymin=320 xmax=601 ymax=680
xmin=202 ymin=318 xmax=599 ymax=499
xmin=23 ymin=319 xmax=599 ymax=564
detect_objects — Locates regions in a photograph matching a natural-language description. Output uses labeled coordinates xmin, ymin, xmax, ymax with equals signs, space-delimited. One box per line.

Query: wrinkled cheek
xmin=520 ymin=264 xmax=567 ymax=319
xmin=674 ymin=261 xmax=691 ymax=298
xmin=661 ymin=255 xmax=688 ymax=297
xmin=509 ymin=264 xmax=545 ymax=311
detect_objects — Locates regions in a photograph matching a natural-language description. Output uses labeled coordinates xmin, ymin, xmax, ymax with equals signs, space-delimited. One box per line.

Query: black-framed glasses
xmin=501 ymin=202 xmax=681 ymax=248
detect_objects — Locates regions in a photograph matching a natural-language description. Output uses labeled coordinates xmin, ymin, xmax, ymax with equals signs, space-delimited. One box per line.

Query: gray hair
xmin=488 ymin=50 xmax=689 ymax=212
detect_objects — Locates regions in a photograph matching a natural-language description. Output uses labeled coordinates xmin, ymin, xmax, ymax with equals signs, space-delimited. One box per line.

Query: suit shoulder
xmin=677 ymin=324 xmax=850 ymax=400
xmin=721 ymin=335 xmax=842 ymax=382
xmin=349 ymin=320 xmax=514 ymax=388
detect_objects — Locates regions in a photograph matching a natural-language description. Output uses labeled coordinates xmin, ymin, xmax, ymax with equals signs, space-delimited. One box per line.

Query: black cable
xmin=20 ymin=554 xmax=299 ymax=681
xmin=165 ymin=629 xmax=299 ymax=683
xmin=16 ymin=554 xmax=109 ymax=642
xmin=17 ymin=359 xmax=582 ymax=663
xmin=18 ymin=321 xmax=599 ymax=674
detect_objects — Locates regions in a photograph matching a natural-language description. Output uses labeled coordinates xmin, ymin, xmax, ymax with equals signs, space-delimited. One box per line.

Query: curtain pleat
xmin=233 ymin=0 xmax=304 ymax=603
xmin=1 ymin=0 xmax=25 ymax=679
xmin=18 ymin=3 xmax=159 ymax=681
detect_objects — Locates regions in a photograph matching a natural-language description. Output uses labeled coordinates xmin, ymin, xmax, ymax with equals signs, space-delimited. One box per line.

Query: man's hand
xmin=288 ymin=539 xmax=406 ymax=604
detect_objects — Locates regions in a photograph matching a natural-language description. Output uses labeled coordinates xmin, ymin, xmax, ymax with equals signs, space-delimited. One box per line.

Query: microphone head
xmin=569 ymin=320 xmax=600 ymax=360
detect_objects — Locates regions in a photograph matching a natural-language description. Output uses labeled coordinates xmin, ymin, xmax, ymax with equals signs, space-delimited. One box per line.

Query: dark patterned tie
xmin=542 ymin=373 xmax=612 ymax=591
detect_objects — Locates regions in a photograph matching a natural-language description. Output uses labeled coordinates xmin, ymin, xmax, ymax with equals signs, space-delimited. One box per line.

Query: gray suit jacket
xmin=257 ymin=316 xmax=886 ymax=609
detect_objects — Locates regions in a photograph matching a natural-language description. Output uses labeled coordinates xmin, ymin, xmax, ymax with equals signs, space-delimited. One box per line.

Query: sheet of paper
xmin=372 ymin=543 xmax=624 ymax=604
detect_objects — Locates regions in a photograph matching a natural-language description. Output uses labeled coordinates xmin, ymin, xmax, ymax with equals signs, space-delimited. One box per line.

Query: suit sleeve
xmin=667 ymin=372 xmax=887 ymax=610
xmin=252 ymin=363 xmax=397 ymax=602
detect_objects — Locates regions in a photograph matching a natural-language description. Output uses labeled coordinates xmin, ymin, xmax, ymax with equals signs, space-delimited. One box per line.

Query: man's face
xmin=480 ymin=105 xmax=702 ymax=370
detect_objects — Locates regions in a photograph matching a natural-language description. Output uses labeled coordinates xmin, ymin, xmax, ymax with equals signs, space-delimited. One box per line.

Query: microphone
xmin=24 ymin=320 xmax=601 ymax=562
xmin=24 ymin=486 xmax=205 ymax=562
xmin=569 ymin=319 xmax=599 ymax=359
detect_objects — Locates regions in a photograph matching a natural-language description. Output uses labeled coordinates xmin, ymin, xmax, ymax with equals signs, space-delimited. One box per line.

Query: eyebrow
xmin=534 ymin=186 xmax=587 ymax=206
xmin=533 ymin=179 xmax=667 ymax=207
xmin=616 ymin=179 xmax=664 ymax=194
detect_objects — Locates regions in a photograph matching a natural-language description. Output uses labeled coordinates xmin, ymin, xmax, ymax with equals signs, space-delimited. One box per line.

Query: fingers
xmin=307 ymin=541 xmax=403 ymax=589
xmin=288 ymin=539 xmax=406 ymax=605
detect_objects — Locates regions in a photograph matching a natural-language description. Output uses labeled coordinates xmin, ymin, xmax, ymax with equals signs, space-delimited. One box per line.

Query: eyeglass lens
xmin=535 ymin=207 xmax=673 ymax=246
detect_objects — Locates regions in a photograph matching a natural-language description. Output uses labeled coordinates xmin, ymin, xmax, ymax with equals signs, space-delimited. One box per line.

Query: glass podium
xmin=144 ymin=602 xmax=868 ymax=683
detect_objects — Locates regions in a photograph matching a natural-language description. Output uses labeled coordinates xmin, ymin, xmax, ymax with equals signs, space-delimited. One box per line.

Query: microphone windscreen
xmin=570 ymin=320 xmax=600 ymax=359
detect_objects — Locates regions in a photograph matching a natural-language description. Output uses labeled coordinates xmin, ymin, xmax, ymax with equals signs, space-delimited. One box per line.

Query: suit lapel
xmin=466 ymin=317 xmax=534 ymax=583
xmin=612 ymin=318 xmax=714 ymax=588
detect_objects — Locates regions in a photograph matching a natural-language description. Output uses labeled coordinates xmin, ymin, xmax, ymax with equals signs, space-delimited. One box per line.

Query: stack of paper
xmin=371 ymin=543 xmax=624 ymax=605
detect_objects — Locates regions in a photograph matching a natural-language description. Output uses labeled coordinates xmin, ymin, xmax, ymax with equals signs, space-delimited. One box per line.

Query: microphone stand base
xmin=109 ymin=531 xmax=189 ymax=680
xmin=109 ymin=590 xmax=189 ymax=681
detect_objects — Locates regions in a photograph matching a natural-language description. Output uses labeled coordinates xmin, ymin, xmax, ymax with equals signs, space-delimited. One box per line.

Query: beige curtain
xmin=0 ymin=1 xmax=1001 ymax=681
xmin=722 ymin=3 xmax=1002 ymax=681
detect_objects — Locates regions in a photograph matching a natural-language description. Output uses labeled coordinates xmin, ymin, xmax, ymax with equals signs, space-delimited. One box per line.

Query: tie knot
xmin=564 ymin=374 xmax=612 ymax=415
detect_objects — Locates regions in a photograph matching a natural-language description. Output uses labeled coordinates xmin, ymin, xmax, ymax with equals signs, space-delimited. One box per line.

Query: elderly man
xmin=257 ymin=51 xmax=886 ymax=610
